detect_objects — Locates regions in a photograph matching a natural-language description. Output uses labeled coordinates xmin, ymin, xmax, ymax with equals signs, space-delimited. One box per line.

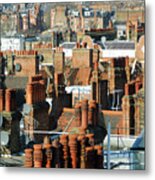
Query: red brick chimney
xmin=40 ymin=79 xmax=46 ymax=101
xmin=74 ymin=103 xmax=81 ymax=127
xmin=85 ymin=146 xmax=94 ymax=168
xmin=5 ymin=89 xmax=12 ymax=112
xmin=77 ymin=134 xmax=86 ymax=168
xmin=26 ymin=83 xmax=33 ymax=104
xmin=24 ymin=148 xmax=33 ymax=168
xmin=33 ymin=144 xmax=43 ymax=168
xmin=60 ymin=134 xmax=69 ymax=168
xmin=94 ymin=145 xmax=103 ymax=169
xmin=69 ymin=134 xmax=78 ymax=168
xmin=135 ymin=82 xmax=142 ymax=93
xmin=125 ymin=83 xmax=129 ymax=96
xmin=89 ymin=100 xmax=97 ymax=126
xmin=0 ymin=89 xmax=5 ymax=112
xmin=125 ymin=56 xmax=129 ymax=67
xmin=88 ymin=100 xmax=97 ymax=125
xmin=43 ymin=144 xmax=52 ymax=168
xmin=94 ymin=61 xmax=98 ymax=71
xmin=81 ymin=99 xmax=88 ymax=130
xmin=26 ymin=75 xmax=46 ymax=104
xmin=31 ymin=82 xmax=35 ymax=103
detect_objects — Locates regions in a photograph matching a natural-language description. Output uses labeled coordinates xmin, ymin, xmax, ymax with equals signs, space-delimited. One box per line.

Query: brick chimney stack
xmin=26 ymin=83 xmax=33 ymax=104
xmin=54 ymin=48 xmax=65 ymax=74
xmin=77 ymin=135 xmax=86 ymax=168
xmin=81 ymin=99 xmax=88 ymax=130
xmin=43 ymin=144 xmax=52 ymax=168
xmin=60 ymin=134 xmax=69 ymax=168
xmin=125 ymin=56 xmax=130 ymax=82
xmin=40 ymin=79 xmax=46 ymax=100
xmin=94 ymin=145 xmax=103 ymax=169
xmin=33 ymin=144 xmax=43 ymax=168
xmin=26 ymin=75 xmax=46 ymax=104
xmin=88 ymin=100 xmax=97 ymax=126
xmin=24 ymin=148 xmax=33 ymax=168
xmin=74 ymin=103 xmax=81 ymax=127
xmin=69 ymin=134 xmax=78 ymax=168
xmin=94 ymin=61 xmax=98 ymax=71
xmin=24 ymin=134 xmax=104 ymax=168
xmin=0 ymin=89 xmax=5 ymax=111
xmin=5 ymin=89 xmax=16 ymax=112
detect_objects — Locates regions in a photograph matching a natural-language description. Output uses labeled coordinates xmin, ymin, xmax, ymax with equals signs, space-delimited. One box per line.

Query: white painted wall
xmin=1 ymin=37 xmax=25 ymax=51
xmin=65 ymin=85 xmax=91 ymax=94
xmin=63 ymin=48 xmax=73 ymax=58
xmin=102 ymin=49 xmax=135 ymax=58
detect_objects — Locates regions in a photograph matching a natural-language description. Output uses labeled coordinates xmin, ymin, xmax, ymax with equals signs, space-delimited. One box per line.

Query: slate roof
xmin=131 ymin=129 xmax=144 ymax=150
xmin=65 ymin=67 xmax=92 ymax=86
xmin=104 ymin=41 xmax=135 ymax=50
xmin=5 ymin=76 xmax=28 ymax=89
xmin=4 ymin=76 xmax=28 ymax=108
xmin=60 ymin=42 xmax=76 ymax=49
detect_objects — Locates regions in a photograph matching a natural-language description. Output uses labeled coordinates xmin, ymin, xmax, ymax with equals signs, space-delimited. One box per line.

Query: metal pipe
xmin=24 ymin=130 xmax=69 ymax=135
xmin=107 ymin=118 xmax=111 ymax=170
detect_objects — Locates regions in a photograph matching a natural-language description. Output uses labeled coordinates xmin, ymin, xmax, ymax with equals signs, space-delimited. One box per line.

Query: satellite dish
xmin=1 ymin=131 xmax=9 ymax=146
xmin=0 ymin=115 xmax=3 ymax=128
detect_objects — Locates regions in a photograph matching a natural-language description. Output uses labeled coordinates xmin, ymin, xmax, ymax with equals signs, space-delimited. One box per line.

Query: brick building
xmin=14 ymin=50 xmax=39 ymax=77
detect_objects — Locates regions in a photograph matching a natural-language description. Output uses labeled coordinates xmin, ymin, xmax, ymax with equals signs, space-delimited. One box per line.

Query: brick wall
xmin=72 ymin=46 xmax=93 ymax=68
xmin=116 ymin=10 xmax=144 ymax=23
xmin=14 ymin=50 xmax=39 ymax=77
xmin=33 ymin=43 xmax=52 ymax=63
xmin=53 ymin=48 xmax=65 ymax=74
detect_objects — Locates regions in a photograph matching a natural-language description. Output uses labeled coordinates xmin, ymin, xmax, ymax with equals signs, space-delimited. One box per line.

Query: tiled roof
xmin=57 ymin=108 xmax=79 ymax=132
xmin=58 ymin=111 xmax=74 ymax=129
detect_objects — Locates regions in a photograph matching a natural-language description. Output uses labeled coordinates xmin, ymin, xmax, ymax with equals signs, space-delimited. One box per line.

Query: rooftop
xmin=104 ymin=41 xmax=135 ymax=50
xmin=60 ymin=42 xmax=76 ymax=49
